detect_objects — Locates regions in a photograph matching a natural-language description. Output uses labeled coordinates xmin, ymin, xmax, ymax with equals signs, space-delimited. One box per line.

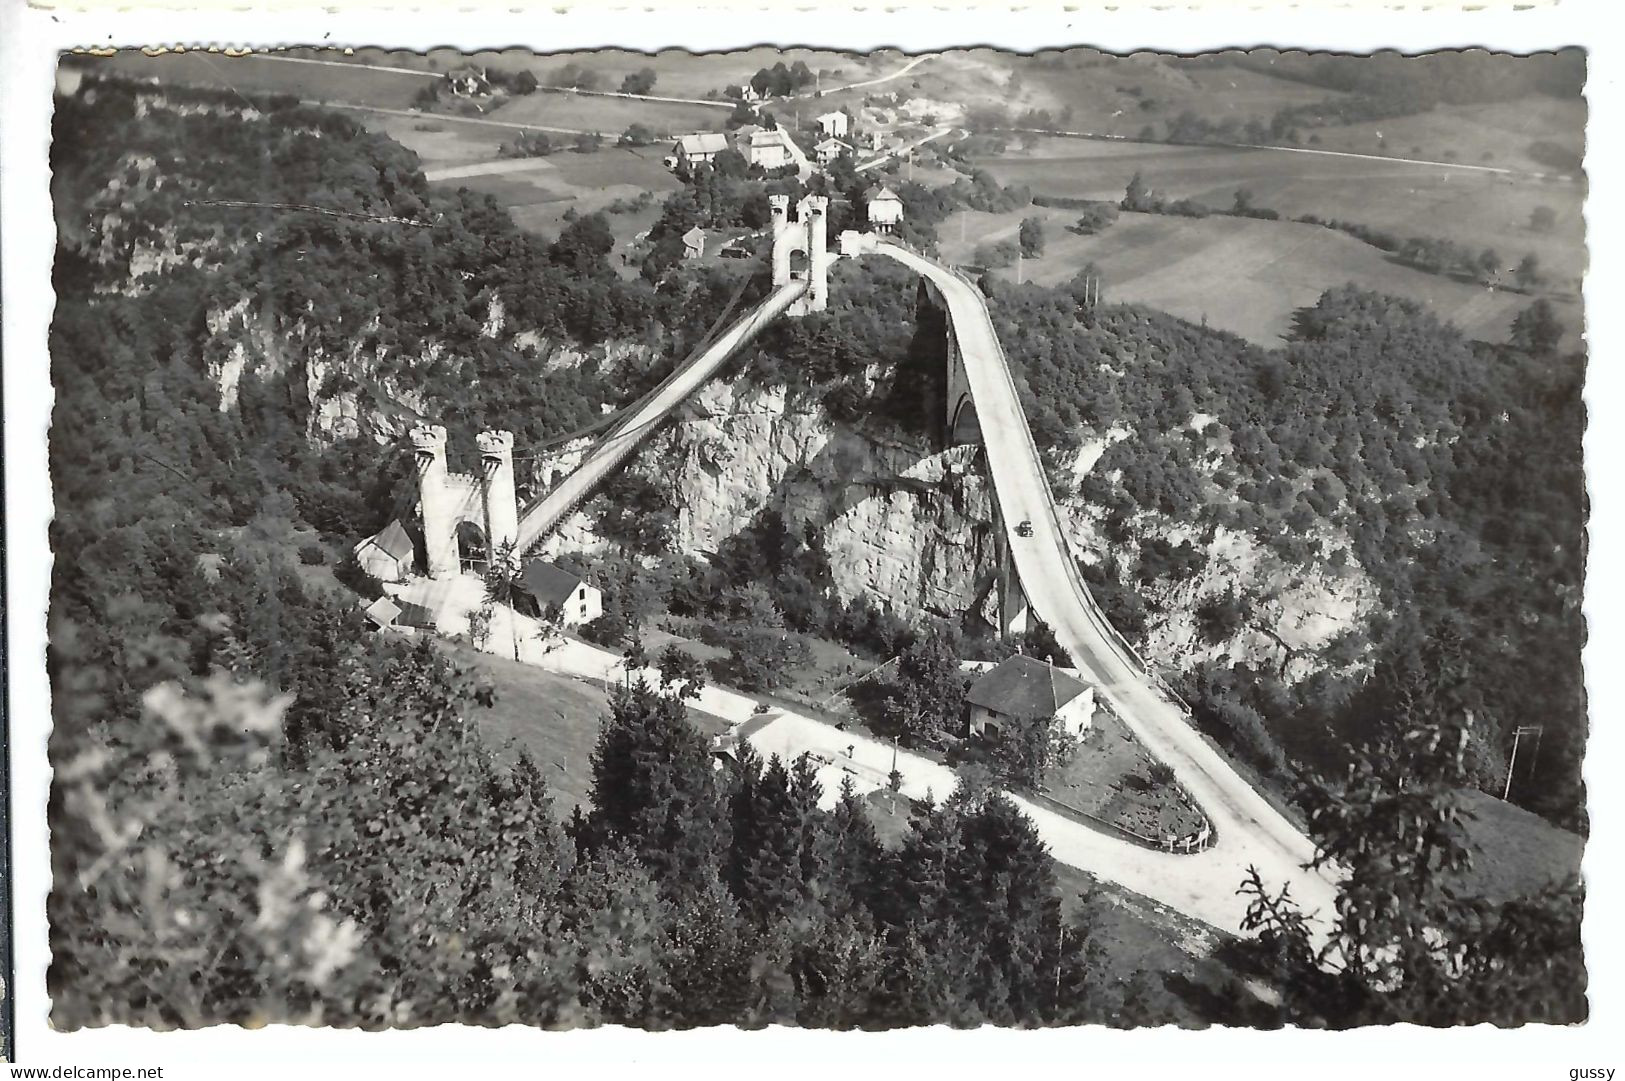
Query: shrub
xmin=298 ymin=542 xmax=327 ymax=566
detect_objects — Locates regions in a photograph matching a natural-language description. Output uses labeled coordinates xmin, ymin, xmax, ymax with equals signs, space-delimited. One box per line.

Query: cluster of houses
xmin=668 ymin=126 xmax=797 ymax=172
xmin=353 ymin=523 xmax=604 ymax=634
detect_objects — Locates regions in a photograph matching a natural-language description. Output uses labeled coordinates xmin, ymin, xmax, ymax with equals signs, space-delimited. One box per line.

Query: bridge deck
xmin=876 ymin=243 xmax=1338 ymax=933
xmin=515 ymin=279 xmax=808 ymax=552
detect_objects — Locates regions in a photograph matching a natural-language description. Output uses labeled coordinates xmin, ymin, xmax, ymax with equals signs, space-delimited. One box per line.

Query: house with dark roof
xmin=352 ymin=519 xmax=416 ymax=583
xmin=516 ymin=560 xmax=602 ymax=627
xmin=963 ymin=654 xmax=1095 ymax=739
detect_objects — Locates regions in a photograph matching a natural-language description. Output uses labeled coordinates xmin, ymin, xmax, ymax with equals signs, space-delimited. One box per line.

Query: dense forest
xmin=48 ymin=77 xmax=1585 ymax=1028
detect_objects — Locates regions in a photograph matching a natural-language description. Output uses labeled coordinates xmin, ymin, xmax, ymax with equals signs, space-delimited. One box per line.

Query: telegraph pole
xmin=1503 ymin=724 xmax=1544 ymax=800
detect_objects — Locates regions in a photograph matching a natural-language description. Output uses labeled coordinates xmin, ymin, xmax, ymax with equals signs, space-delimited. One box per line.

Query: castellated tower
xmin=772 ymin=194 xmax=830 ymax=316
xmin=477 ymin=429 xmax=519 ymax=564
xmin=411 ymin=423 xmax=459 ymax=579
xmin=769 ymin=194 xmax=792 ymax=287
xmin=802 ymin=194 xmax=829 ymax=314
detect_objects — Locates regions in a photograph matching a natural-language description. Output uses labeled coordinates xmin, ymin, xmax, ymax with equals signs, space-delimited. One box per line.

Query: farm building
xmin=814 ymin=137 xmax=851 ymax=165
xmin=744 ymin=128 xmax=793 ymax=169
xmin=681 ymin=226 xmax=707 ymax=259
xmin=963 ymin=654 xmax=1095 ymax=740
xmin=865 ymin=185 xmax=904 ymax=231
xmin=516 ymin=560 xmax=602 ymax=627
xmin=816 ymin=111 xmax=849 ymax=138
xmin=352 ymin=519 xmax=416 ymax=582
xmin=672 ymin=132 xmax=729 ymax=169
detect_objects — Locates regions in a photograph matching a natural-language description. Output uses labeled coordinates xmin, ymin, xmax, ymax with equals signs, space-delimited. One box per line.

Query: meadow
xmin=977 ymin=136 xmax=1587 ymax=291
xmin=98 ymin=49 xmax=433 ymax=109
xmin=938 ymin=206 xmax=1558 ymax=347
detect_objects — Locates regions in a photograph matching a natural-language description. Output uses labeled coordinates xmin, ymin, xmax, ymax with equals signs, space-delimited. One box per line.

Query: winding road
xmin=876 ymin=243 xmax=1339 ymax=933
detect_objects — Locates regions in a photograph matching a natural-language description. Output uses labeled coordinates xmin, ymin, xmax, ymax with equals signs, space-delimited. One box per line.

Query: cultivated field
xmin=977 ymin=136 xmax=1587 ymax=291
xmin=488 ymin=93 xmax=723 ymax=139
xmin=939 ymin=206 xmax=1561 ymax=347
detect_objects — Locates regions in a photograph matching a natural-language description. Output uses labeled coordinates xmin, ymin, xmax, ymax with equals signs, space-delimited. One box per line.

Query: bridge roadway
xmin=515 ymin=278 xmax=808 ymax=553
xmin=876 ymin=243 xmax=1339 ymax=932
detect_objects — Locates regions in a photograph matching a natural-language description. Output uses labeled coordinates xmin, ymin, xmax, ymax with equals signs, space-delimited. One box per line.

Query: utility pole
xmin=1503 ymin=724 xmax=1544 ymax=800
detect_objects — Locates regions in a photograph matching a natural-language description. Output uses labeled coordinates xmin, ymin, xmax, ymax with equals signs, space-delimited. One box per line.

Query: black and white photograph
xmin=11 ymin=18 xmax=1604 ymax=1051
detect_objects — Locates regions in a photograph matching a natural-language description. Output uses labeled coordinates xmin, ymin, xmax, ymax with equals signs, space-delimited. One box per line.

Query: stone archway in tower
xmin=456 ymin=520 xmax=488 ymax=575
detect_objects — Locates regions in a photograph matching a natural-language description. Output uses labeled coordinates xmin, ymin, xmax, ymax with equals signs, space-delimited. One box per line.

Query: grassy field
xmin=454 ymin=640 xmax=733 ymax=820
xmin=95 ymin=50 xmax=433 ymax=109
xmin=1044 ymin=706 xmax=1207 ymax=840
xmin=976 ymin=136 xmax=1587 ymax=291
xmin=1454 ymin=788 xmax=1585 ymax=903
xmin=489 ymin=93 xmax=725 ymax=140
xmin=1302 ymin=97 xmax=1587 ymax=177
xmin=939 ymin=206 xmax=1561 ymax=347
xmin=1014 ymin=52 xmax=1346 ymax=136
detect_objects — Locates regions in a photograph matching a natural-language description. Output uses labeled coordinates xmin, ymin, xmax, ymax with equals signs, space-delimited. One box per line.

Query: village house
xmin=813 ymin=137 xmax=851 ymax=165
xmin=516 ymin=559 xmax=603 ymax=627
xmin=743 ymin=128 xmax=794 ymax=169
xmin=352 ymin=519 xmax=416 ymax=583
xmin=681 ymin=225 xmax=707 ymax=260
xmin=963 ymin=654 xmax=1096 ymax=740
xmin=670 ymin=131 xmax=729 ymax=170
xmin=815 ymin=110 xmax=849 ymax=138
xmin=864 ymin=184 xmax=904 ymax=231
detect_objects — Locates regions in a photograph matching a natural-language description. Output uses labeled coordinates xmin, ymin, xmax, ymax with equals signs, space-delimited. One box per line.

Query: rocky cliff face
xmin=207 ymin=305 xmax=1376 ymax=685
xmin=535 ymin=380 xmax=1006 ymax=623
xmin=536 ymin=378 xmax=1379 ymax=685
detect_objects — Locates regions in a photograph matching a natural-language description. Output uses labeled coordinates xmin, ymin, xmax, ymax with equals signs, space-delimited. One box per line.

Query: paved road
xmin=855 ymin=125 xmax=956 ymax=174
xmin=515 ymin=280 xmax=809 ymax=552
xmin=876 ymin=243 xmax=1340 ymax=933
xmin=448 ymin=591 xmax=1324 ymax=934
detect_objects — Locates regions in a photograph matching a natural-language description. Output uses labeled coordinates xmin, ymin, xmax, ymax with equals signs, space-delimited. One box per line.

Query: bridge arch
xmin=949 ymin=394 xmax=982 ymax=445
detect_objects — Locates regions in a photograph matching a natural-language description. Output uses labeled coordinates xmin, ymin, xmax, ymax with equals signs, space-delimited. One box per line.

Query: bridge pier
xmin=412 ymin=424 xmax=460 ymax=580
xmin=916 ymin=277 xmax=980 ymax=447
xmin=412 ymin=424 xmax=523 ymax=579
xmin=478 ymin=429 xmax=519 ymax=565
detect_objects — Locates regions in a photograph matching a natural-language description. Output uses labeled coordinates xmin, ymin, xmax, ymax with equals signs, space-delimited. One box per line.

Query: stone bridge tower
xmin=411 ymin=423 xmax=521 ymax=579
xmin=770 ymin=193 xmax=830 ymax=316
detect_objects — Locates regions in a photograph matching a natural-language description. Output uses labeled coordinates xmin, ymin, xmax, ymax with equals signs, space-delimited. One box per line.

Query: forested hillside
xmin=47 ymin=79 xmax=1141 ymax=1030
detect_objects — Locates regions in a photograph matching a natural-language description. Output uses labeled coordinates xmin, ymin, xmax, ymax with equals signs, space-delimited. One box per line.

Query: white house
xmin=814 ymin=137 xmax=851 ymax=165
xmin=864 ymin=185 xmax=904 ymax=230
xmin=352 ymin=519 xmax=416 ymax=583
xmin=517 ymin=560 xmax=602 ymax=627
xmin=681 ymin=225 xmax=707 ymax=259
xmin=744 ymin=128 xmax=793 ymax=169
xmin=963 ymin=654 xmax=1095 ymax=739
xmin=672 ymin=132 xmax=729 ymax=169
xmin=816 ymin=111 xmax=849 ymax=138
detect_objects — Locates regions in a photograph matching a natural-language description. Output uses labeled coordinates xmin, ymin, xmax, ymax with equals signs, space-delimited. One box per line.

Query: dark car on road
xmin=1015 ymin=520 xmax=1033 ymax=537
